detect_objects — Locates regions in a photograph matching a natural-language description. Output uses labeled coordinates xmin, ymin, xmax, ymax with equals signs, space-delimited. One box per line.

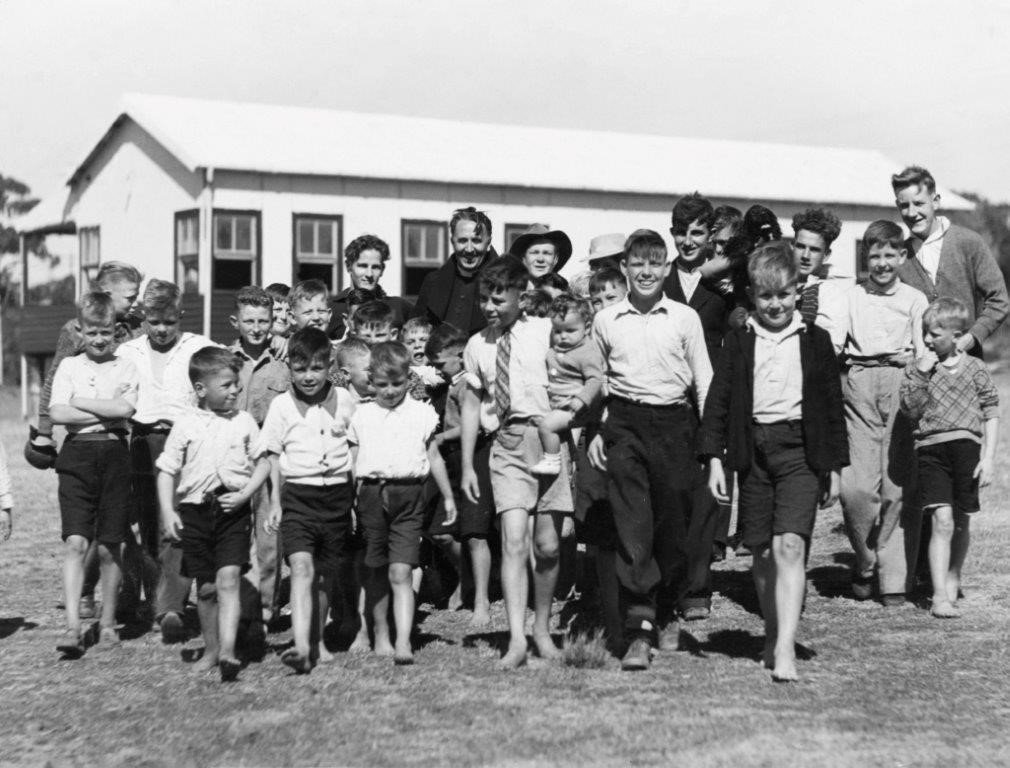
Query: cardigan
xmin=697 ymin=322 xmax=849 ymax=473
xmin=898 ymin=224 xmax=1009 ymax=346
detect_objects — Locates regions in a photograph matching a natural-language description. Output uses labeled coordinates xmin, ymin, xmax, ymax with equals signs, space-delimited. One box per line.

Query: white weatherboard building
xmin=16 ymin=93 xmax=973 ymax=410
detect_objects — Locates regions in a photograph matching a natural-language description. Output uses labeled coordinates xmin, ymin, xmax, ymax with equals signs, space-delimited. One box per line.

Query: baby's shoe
xmin=530 ymin=453 xmax=561 ymax=476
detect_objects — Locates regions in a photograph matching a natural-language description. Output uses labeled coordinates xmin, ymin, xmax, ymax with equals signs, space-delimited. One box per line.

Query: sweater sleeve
xmin=971 ymin=360 xmax=1000 ymax=420
xmin=965 ymin=232 xmax=1010 ymax=344
xmin=571 ymin=344 xmax=604 ymax=409
xmin=899 ymin=364 xmax=931 ymax=421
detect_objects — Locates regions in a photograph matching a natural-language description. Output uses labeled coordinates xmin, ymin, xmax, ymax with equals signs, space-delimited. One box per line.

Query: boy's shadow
xmin=686 ymin=628 xmax=817 ymax=664
xmin=808 ymin=552 xmax=855 ymax=598
xmin=711 ymin=569 xmax=762 ymax=616
xmin=0 ymin=617 xmax=37 ymax=640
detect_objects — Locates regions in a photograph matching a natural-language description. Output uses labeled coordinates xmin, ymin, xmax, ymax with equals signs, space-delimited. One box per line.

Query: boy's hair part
xmin=93 ymin=261 xmax=143 ymax=290
xmin=923 ymin=297 xmax=970 ymax=332
xmin=862 ymin=220 xmax=906 ymax=253
xmin=78 ymin=291 xmax=116 ymax=326
xmin=335 ymin=336 xmax=371 ymax=368
xmin=711 ymin=205 xmax=743 ymax=235
xmin=549 ymin=293 xmax=594 ymax=325
xmin=369 ymin=341 xmax=411 ymax=378
xmin=264 ymin=283 xmax=290 ymax=303
xmin=353 ymin=300 xmax=397 ymax=330
xmin=425 ymin=323 xmax=468 ymax=359
xmin=531 ymin=272 xmax=569 ymax=292
xmin=479 ymin=254 xmax=528 ymax=294
xmin=623 ymin=229 xmax=667 ymax=263
xmin=748 ymin=241 xmax=798 ymax=290
xmin=287 ymin=327 xmax=332 ymax=366
xmin=671 ymin=192 xmax=715 ymax=233
xmin=234 ymin=285 xmax=273 ymax=311
xmin=450 ymin=206 xmax=493 ymax=239
xmin=891 ymin=165 xmax=937 ymax=195
xmin=289 ymin=279 xmax=330 ymax=308
xmin=402 ymin=316 xmax=433 ymax=337
xmin=189 ymin=346 xmax=242 ymax=385
xmin=142 ymin=279 xmax=182 ymax=313
xmin=791 ymin=207 xmax=842 ymax=247
xmin=743 ymin=205 xmax=782 ymax=244
xmin=589 ymin=267 xmax=626 ymax=294
xmin=344 ymin=234 xmax=390 ymax=268
xmin=521 ymin=289 xmax=554 ymax=317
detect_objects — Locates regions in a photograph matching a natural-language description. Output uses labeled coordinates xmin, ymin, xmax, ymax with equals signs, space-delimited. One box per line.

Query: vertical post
xmin=199 ymin=167 xmax=215 ymax=337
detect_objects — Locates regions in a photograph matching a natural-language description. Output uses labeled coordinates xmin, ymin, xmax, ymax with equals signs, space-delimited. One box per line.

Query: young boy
xmin=348 ymin=342 xmax=456 ymax=664
xmin=332 ymin=337 xmax=373 ymax=403
xmin=351 ymin=300 xmax=429 ymax=402
xmin=839 ymin=221 xmax=928 ymax=604
xmin=50 ymin=292 xmax=139 ymax=655
xmin=156 ymin=347 xmax=271 ymax=681
xmin=229 ymin=287 xmax=291 ymax=623
xmin=588 ymin=230 xmax=712 ymax=671
xmin=461 ymin=255 xmax=571 ymax=668
xmin=402 ymin=317 xmax=433 ymax=367
xmin=892 ymin=166 xmax=1009 ymax=357
xmin=900 ymin=298 xmax=999 ymax=618
xmin=699 ymin=242 xmax=847 ymax=682
xmin=287 ymin=279 xmax=332 ymax=334
xmin=790 ymin=207 xmax=850 ymax=353
xmin=265 ymin=283 xmax=291 ymax=340
xmin=117 ymin=280 xmax=215 ymax=640
xmin=262 ymin=327 xmax=356 ymax=673
xmin=428 ymin=323 xmax=496 ymax=626
xmin=588 ymin=267 xmax=628 ymax=314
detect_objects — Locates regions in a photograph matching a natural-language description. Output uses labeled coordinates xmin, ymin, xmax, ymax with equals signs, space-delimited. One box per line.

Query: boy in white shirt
xmin=262 ymin=328 xmax=356 ymax=674
xmin=156 ymin=347 xmax=270 ymax=681
xmin=50 ymin=292 xmax=139 ymax=655
xmin=348 ymin=341 xmax=456 ymax=664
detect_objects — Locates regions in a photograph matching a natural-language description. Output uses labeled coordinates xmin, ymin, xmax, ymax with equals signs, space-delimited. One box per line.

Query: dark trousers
xmin=603 ymin=399 xmax=700 ymax=641
xmin=676 ymin=484 xmax=719 ymax=611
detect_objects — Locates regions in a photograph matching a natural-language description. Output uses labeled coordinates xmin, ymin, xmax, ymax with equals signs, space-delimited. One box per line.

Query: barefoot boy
xmin=156 ymin=347 xmax=270 ymax=681
xmin=262 ymin=328 xmax=356 ymax=673
xmin=899 ymin=298 xmax=999 ymax=618
xmin=699 ymin=242 xmax=847 ymax=681
xmin=50 ymin=292 xmax=139 ymax=655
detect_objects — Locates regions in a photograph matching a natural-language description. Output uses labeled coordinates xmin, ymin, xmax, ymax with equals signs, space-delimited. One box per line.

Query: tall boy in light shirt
xmin=262 ymin=327 xmax=356 ymax=674
xmin=116 ymin=279 xmax=215 ymax=639
xmin=587 ymin=229 xmax=712 ymax=672
xmin=348 ymin=342 xmax=456 ymax=664
xmin=460 ymin=255 xmax=570 ymax=670
xmin=839 ymin=221 xmax=928 ymax=604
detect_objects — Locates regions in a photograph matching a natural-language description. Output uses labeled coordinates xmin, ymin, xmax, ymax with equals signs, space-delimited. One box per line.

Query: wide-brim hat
xmin=24 ymin=425 xmax=57 ymax=470
xmin=587 ymin=233 xmax=626 ymax=265
xmin=509 ymin=224 xmax=573 ymax=273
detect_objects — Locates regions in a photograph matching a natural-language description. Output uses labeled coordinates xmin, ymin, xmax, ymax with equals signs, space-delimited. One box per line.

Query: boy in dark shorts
xmin=699 ymin=242 xmax=847 ymax=682
xmin=899 ymin=298 xmax=999 ymax=619
xmin=348 ymin=342 xmax=456 ymax=663
xmin=50 ymin=292 xmax=139 ymax=655
xmin=156 ymin=347 xmax=270 ymax=681
xmin=262 ymin=328 xmax=357 ymax=673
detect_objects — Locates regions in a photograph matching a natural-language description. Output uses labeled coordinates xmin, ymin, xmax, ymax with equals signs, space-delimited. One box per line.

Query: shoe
xmin=852 ymin=575 xmax=874 ymax=601
xmin=79 ymin=596 xmax=96 ymax=620
xmin=682 ymin=605 xmax=711 ymax=622
xmin=621 ymin=638 xmax=652 ymax=671
xmin=160 ymin=611 xmax=188 ymax=643
xmin=98 ymin=626 xmax=121 ymax=646
xmin=57 ymin=627 xmax=85 ymax=659
xmin=880 ymin=593 xmax=906 ymax=607
xmin=530 ymin=454 xmax=561 ymax=476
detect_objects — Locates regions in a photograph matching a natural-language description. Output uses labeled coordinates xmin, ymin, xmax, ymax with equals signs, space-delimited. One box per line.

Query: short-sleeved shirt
xmin=155 ymin=409 xmax=263 ymax=504
xmin=117 ymin=333 xmax=216 ymax=424
xmin=50 ymin=355 xmax=139 ymax=434
xmin=347 ymin=397 xmax=440 ymax=479
xmin=750 ymin=315 xmax=804 ymax=424
xmin=259 ymin=385 xmax=356 ymax=485
xmin=844 ymin=279 xmax=928 ymax=360
xmin=463 ymin=315 xmax=552 ymax=431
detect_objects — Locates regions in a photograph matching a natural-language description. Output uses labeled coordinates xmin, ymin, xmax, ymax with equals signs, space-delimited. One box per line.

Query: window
xmin=503 ymin=223 xmax=536 ymax=255
xmin=401 ymin=220 xmax=446 ymax=296
xmin=175 ymin=211 xmax=199 ymax=294
xmin=855 ymin=238 xmax=870 ymax=281
xmin=293 ymin=214 xmax=342 ymax=291
xmin=213 ymin=211 xmax=259 ymax=290
xmin=78 ymin=226 xmax=100 ymax=288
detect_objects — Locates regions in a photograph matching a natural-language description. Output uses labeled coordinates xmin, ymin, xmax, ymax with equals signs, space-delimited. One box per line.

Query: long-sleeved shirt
xmin=843 ymin=279 xmax=927 ymax=360
xmin=116 ymin=333 xmax=216 ymax=425
xmin=229 ymin=341 xmax=290 ymax=425
xmin=899 ymin=355 xmax=999 ymax=448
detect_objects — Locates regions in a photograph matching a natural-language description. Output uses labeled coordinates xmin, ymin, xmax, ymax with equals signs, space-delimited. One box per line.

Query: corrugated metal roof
xmin=67 ymin=92 xmax=972 ymax=210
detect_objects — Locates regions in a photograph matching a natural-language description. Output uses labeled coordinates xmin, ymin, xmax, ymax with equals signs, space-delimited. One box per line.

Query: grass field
xmin=1 ymin=367 xmax=1009 ymax=768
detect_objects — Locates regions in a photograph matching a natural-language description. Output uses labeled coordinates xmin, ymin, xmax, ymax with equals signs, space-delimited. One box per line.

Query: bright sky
xmin=5 ymin=0 xmax=1010 ymax=203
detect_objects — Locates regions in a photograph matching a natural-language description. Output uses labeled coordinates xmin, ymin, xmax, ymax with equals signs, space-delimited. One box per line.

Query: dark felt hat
xmin=508 ymin=224 xmax=573 ymax=273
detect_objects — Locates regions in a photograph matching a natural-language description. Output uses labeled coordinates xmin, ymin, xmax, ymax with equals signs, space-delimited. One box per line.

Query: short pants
xmin=178 ymin=495 xmax=251 ymax=583
xmin=280 ymin=482 xmax=353 ymax=578
xmin=917 ymin=438 xmax=981 ymax=515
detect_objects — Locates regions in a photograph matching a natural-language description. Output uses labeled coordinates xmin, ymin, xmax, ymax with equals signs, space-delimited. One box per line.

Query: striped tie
xmin=800 ymin=282 xmax=819 ymax=324
xmin=494 ymin=330 xmax=511 ymax=420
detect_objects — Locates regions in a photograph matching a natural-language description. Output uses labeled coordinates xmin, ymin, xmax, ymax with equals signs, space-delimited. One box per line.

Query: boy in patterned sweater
xmin=900 ymin=298 xmax=999 ymax=619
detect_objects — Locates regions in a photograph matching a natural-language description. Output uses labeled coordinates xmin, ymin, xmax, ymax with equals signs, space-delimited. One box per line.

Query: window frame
xmin=78 ymin=226 xmax=101 ymax=290
xmin=503 ymin=223 xmax=535 ymax=255
xmin=174 ymin=209 xmax=200 ymax=294
xmin=291 ymin=213 xmax=343 ymax=293
xmin=400 ymin=219 xmax=448 ymax=297
xmin=211 ymin=209 xmax=261 ymax=290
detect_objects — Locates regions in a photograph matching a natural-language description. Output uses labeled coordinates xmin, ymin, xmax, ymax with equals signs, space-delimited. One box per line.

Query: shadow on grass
xmin=809 ymin=553 xmax=855 ymax=598
xmin=711 ymin=569 xmax=762 ymax=616
xmin=0 ymin=617 xmax=38 ymax=639
xmin=681 ymin=628 xmax=818 ymax=663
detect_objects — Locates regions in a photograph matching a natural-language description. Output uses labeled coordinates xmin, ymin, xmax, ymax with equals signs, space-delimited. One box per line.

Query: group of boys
xmin=11 ymin=163 xmax=1005 ymax=683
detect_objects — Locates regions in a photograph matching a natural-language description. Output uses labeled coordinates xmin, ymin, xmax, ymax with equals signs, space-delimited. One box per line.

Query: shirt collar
xmin=614 ymin=295 xmax=675 ymax=318
xmin=291 ymin=382 xmax=339 ymax=419
xmin=862 ymin=277 xmax=903 ymax=296
xmin=922 ymin=216 xmax=950 ymax=246
xmin=747 ymin=313 xmax=805 ymax=341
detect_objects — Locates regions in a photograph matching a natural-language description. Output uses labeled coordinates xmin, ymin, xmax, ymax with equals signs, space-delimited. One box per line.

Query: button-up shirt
xmin=593 ymin=296 xmax=712 ymax=410
xmin=750 ymin=315 xmax=804 ymax=423
xmin=844 ymin=279 xmax=927 ymax=360
xmin=116 ymin=333 xmax=216 ymax=425
xmin=50 ymin=355 xmax=139 ymax=434
xmin=912 ymin=216 xmax=951 ymax=284
xmin=347 ymin=396 xmax=439 ymax=479
xmin=155 ymin=408 xmax=263 ymax=504
xmin=801 ymin=275 xmax=854 ymax=354
xmin=229 ymin=341 xmax=290 ymax=425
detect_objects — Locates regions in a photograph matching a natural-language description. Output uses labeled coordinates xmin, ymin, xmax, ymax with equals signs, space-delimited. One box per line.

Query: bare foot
xmin=930 ymin=600 xmax=960 ymax=619
xmin=498 ymin=639 xmax=528 ymax=670
xmin=532 ymin=630 xmax=561 ymax=661
xmin=394 ymin=643 xmax=414 ymax=665
xmin=469 ymin=603 xmax=492 ymax=630
xmin=193 ymin=650 xmax=219 ymax=672
xmin=349 ymin=630 xmax=371 ymax=654
xmin=771 ymin=646 xmax=798 ymax=682
xmin=762 ymin=636 xmax=777 ymax=669
xmin=316 ymin=642 xmax=335 ymax=663
xmin=447 ymin=585 xmax=464 ymax=612
xmin=280 ymin=647 xmax=313 ymax=674
xmin=374 ymin=637 xmax=395 ymax=657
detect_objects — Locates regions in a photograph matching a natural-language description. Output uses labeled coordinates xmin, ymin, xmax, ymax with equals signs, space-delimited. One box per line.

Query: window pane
xmin=177 ymin=255 xmax=199 ymax=294
xmin=298 ymin=261 xmax=333 ymax=289
xmin=235 ymin=216 xmax=252 ymax=252
xmin=317 ymin=221 xmax=333 ymax=255
xmin=215 ymin=216 xmax=232 ymax=251
xmin=425 ymin=227 xmax=442 ymax=263
xmin=177 ymin=215 xmax=198 ymax=256
xmin=213 ymin=258 xmax=253 ymax=290
xmin=405 ymin=226 xmax=422 ymax=261
xmin=298 ymin=221 xmax=315 ymax=256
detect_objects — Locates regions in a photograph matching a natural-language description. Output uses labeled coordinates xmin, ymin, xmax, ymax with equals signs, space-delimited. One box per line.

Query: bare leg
xmin=498 ymin=508 xmax=531 ymax=669
xmin=389 ymin=562 xmax=415 ymax=663
xmin=530 ymin=512 xmax=562 ymax=661
xmin=96 ymin=542 xmax=123 ymax=630
xmin=947 ymin=513 xmax=970 ymax=604
xmin=82 ymin=540 xmax=100 ymax=602
xmin=63 ymin=535 xmax=88 ymax=632
xmin=368 ymin=566 xmax=394 ymax=656
xmin=771 ymin=533 xmax=806 ymax=682
xmin=433 ymin=535 xmax=464 ymax=610
xmin=928 ymin=506 xmax=958 ymax=617
xmin=751 ymin=543 xmax=775 ymax=668
xmin=194 ymin=581 xmax=219 ymax=671
xmin=288 ymin=553 xmax=315 ymax=658
xmin=348 ymin=552 xmax=370 ymax=652
xmin=468 ymin=537 xmax=492 ymax=627
xmin=315 ymin=573 xmax=334 ymax=662
xmin=216 ymin=566 xmax=241 ymax=664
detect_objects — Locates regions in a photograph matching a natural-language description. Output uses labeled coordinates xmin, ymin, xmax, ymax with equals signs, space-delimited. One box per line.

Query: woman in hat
xmin=509 ymin=224 xmax=573 ymax=288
